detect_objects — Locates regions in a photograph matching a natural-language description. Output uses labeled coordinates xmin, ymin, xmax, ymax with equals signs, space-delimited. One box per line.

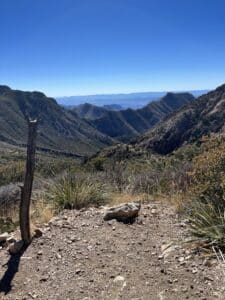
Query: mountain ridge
xmin=89 ymin=92 xmax=195 ymax=141
xmin=134 ymin=84 xmax=225 ymax=154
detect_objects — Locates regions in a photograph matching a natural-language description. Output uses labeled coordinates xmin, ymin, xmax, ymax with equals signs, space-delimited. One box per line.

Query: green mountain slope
xmin=0 ymin=86 xmax=113 ymax=156
xmin=135 ymin=84 xmax=225 ymax=154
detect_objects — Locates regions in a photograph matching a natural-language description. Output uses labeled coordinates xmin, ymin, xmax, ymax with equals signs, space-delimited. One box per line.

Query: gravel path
xmin=0 ymin=202 xmax=224 ymax=300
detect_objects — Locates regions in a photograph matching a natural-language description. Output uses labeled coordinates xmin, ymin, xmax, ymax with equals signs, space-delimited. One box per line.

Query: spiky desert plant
xmin=47 ymin=172 xmax=110 ymax=210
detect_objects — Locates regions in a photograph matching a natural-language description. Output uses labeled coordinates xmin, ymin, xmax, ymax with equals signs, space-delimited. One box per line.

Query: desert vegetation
xmin=81 ymin=133 xmax=225 ymax=251
xmin=1 ymin=132 xmax=225 ymax=254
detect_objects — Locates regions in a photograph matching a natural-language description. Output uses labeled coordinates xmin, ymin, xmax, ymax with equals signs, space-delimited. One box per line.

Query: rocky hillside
xmin=71 ymin=103 xmax=109 ymax=120
xmin=135 ymin=84 xmax=225 ymax=154
xmin=71 ymin=103 xmax=123 ymax=120
xmin=90 ymin=92 xmax=195 ymax=141
xmin=0 ymin=86 xmax=113 ymax=156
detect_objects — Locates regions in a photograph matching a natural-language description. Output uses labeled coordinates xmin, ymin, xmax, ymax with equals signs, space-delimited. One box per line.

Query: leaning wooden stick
xmin=19 ymin=119 xmax=38 ymax=246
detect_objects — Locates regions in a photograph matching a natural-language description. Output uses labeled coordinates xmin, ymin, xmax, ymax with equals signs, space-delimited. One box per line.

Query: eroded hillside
xmin=135 ymin=84 xmax=225 ymax=154
xmin=0 ymin=86 xmax=113 ymax=156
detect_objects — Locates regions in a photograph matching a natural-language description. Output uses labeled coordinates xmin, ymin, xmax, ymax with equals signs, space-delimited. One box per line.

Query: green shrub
xmin=35 ymin=155 xmax=80 ymax=177
xmin=0 ymin=218 xmax=18 ymax=234
xmin=92 ymin=157 xmax=105 ymax=171
xmin=184 ymin=136 xmax=225 ymax=249
xmin=47 ymin=172 xmax=111 ymax=210
xmin=189 ymin=196 xmax=225 ymax=248
xmin=0 ymin=161 xmax=25 ymax=186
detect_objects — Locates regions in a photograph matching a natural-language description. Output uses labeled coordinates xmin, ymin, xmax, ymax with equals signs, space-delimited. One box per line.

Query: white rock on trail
xmin=0 ymin=232 xmax=9 ymax=242
xmin=103 ymin=202 xmax=141 ymax=222
xmin=113 ymin=276 xmax=125 ymax=282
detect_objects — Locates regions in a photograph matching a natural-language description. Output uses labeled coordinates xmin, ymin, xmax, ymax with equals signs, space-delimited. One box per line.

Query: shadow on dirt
xmin=0 ymin=246 xmax=28 ymax=295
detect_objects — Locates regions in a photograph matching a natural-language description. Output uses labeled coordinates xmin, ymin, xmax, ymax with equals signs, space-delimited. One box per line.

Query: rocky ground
xmin=0 ymin=201 xmax=224 ymax=300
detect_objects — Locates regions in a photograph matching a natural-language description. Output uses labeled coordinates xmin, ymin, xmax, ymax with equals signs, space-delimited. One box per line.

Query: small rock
xmin=204 ymin=276 xmax=214 ymax=282
xmin=113 ymin=276 xmax=125 ymax=282
xmin=0 ymin=232 xmax=9 ymax=243
xmin=28 ymin=292 xmax=37 ymax=299
xmin=33 ymin=228 xmax=43 ymax=238
xmin=9 ymin=240 xmax=24 ymax=255
xmin=136 ymin=216 xmax=144 ymax=224
xmin=185 ymin=255 xmax=192 ymax=260
xmin=40 ymin=276 xmax=48 ymax=282
xmin=48 ymin=216 xmax=60 ymax=226
xmin=56 ymin=253 xmax=62 ymax=259
xmin=6 ymin=236 xmax=16 ymax=244
xmin=178 ymin=257 xmax=185 ymax=263
xmin=107 ymin=219 xmax=117 ymax=226
xmin=203 ymin=259 xmax=217 ymax=267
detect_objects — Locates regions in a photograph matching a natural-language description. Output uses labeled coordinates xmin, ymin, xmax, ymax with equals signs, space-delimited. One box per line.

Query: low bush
xmin=0 ymin=218 xmax=18 ymax=234
xmin=0 ymin=161 xmax=25 ymax=186
xmin=47 ymin=172 xmax=111 ymax=210
xmin=189 ymin=196 xmax=225 ymax=249
xmin=184 ymin=135 xmax=225 ymax=249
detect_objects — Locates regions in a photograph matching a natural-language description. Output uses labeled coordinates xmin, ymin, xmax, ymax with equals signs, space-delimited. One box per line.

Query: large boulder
xmin=104 ymin=202 xmax=141 ymax=222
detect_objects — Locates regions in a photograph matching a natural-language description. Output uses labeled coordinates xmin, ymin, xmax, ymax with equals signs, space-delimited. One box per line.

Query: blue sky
xmin=0 ymin=0 xmax=225 ymax=96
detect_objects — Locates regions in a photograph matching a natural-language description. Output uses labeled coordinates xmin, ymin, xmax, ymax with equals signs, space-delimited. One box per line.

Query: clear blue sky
xmin=0 ymin=0 xmax=225 ymax=96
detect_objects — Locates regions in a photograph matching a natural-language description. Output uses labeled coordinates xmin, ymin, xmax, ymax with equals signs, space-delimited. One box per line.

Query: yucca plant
xmin=47 ymin=172 xmax=110 ymax=210
xmin=189 ymin=197 xmax=225 ymax=249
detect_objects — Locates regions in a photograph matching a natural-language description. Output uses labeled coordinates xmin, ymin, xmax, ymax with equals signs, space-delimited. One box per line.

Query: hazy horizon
xmin=56 ymin=89 xmax=208 ymax=109
xmin=55 ymin=88 xmax=209 ymax=98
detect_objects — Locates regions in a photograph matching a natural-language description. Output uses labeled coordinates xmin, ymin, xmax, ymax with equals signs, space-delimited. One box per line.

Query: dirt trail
xmin=0 ymin=202 xmax=224 ymax=300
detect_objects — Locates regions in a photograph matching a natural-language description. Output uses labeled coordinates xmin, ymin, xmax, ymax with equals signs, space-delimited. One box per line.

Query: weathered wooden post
xmin=19 ymin=119 xmax=38 ymax=246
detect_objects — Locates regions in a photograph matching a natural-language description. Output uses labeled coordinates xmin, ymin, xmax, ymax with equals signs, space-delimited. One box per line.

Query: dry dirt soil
xmin=0 ymin=201 xmax=224 ymax=300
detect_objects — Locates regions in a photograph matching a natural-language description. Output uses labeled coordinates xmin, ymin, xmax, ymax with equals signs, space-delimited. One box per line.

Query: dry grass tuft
xmin=31 ymin=199 xmax=54 ymax=225
xmin=109 ymin=193 xmax=148 ymax=206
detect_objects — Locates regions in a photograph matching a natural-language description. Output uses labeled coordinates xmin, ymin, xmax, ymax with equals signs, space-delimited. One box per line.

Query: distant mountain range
xmin=56 ymin=90 xmax=208 ymax=109
xmin=0 ymin=85 xmax=197 ymax=156
xmin=72 ymin=93 xmax=195 ymax=141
